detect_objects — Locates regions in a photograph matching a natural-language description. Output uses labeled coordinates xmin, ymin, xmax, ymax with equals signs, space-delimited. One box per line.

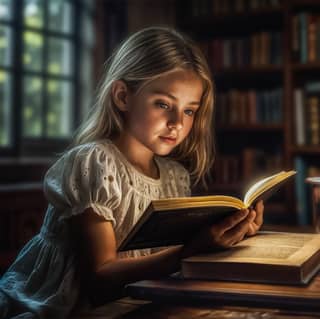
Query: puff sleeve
xmin=43 ymin=143 xmax=122 ymax=226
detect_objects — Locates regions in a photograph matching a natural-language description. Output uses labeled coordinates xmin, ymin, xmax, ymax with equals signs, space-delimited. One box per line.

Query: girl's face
xmin=122 ymin=69 xmax=203 ymax=157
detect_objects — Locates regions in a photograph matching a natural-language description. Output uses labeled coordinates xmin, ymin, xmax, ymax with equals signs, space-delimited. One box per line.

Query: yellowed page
xmin=243 ymin=170 xmax=296 ymax=206
xmin=185 ymin=232 xmax=320 ymax=266
xmin=153 ymin=195 xmax=245 ymax=211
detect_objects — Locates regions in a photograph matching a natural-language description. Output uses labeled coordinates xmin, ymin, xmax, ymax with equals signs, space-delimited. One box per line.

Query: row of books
xmin=216 ymin=88 xmax=283 ymax=125
xmin=212 ymin=149 xmax=283 ymax=186
xmin=294 ymin=82 xmax=320 ymax=146
xmin=185 ymin=0 xmax=281 ymax=18
xmin=199 ymin=32 xmax=282 ymax=69
xmin=295 ymin=157 xmax=320 ymax=225
xmin=292 ymin=13 xmax=320 ymax=63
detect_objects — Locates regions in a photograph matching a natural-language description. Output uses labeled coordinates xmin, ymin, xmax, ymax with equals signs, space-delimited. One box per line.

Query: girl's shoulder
xmin=64 ymin=140 xmax=116 ymax=160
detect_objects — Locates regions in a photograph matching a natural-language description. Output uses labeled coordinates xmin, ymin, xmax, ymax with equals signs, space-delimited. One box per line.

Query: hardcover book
xmin=118 ymin=170 xmax=296 ymax=251
xmin=182 ymin=231 xmax=320 ymax=285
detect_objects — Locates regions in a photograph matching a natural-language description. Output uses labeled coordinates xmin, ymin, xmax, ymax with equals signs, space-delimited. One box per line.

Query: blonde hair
xmin=71 ymin=26 xmax=215 ymax=186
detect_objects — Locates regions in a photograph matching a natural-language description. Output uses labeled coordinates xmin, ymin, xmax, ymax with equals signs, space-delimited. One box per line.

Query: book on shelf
xmin=294 ymin=157 xmax=320 ymax=226
xmin=118 ymin=170 xmax=296 ymax=251
xmin=182 ymin=231 xmax=320 ymax=285
xmin=293 ymin=12 xmax=320 ymax=63
xmin=294 ymin=82 xmax=320 ymax=146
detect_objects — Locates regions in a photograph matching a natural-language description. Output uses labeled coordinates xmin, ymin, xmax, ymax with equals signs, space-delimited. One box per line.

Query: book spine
xmin=294 ymin=88 xmax=306 ymax=145
xmin=294 ymin=157 xmax=309 ymax=225
xmin=308 ymin=14 xmax=317 ymax=62
xmin=292 ymin=15 xmax=300 ymax=62
xmin=300 ymin=13 xmax=308 ymax=63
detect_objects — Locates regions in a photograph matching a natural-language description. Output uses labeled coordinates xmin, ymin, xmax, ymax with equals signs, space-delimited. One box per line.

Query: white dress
xmin=0 ymin=140 xmax=191 ymax=318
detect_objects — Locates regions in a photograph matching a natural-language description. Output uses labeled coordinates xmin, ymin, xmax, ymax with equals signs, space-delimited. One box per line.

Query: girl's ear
xmin=111 ymin=80 xmax=129 ymax=111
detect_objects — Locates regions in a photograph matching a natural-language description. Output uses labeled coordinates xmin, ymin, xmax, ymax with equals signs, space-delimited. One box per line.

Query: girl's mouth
xmin=159 ymin=136 xmax=177 ymax=144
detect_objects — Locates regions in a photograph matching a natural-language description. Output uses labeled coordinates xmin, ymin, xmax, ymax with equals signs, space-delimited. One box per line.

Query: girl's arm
xmin=70 ymin=202 xmax=263 ymax=306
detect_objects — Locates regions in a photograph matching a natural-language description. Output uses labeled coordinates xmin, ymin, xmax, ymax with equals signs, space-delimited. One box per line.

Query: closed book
xmin=182 ymin=231 xmax=320 ymax=285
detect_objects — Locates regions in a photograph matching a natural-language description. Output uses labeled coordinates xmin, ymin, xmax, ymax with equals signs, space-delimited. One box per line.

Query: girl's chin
xmin=154 ymin=145 xmax=177 ymax=156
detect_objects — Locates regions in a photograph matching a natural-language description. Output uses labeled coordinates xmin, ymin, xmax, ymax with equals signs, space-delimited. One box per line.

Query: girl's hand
xmin=246 ymin=200 xmax=264 ymax=236
xmin=182 ymin=208 xmax=256 ymax=257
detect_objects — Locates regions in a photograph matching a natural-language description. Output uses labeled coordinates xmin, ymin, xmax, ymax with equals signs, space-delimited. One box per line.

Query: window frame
xmin=0 ymin=0 xmax=95 ymax=157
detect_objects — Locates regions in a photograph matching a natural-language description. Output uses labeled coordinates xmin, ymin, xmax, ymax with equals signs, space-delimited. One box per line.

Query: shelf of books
xmin=178 ymin=0 xmax=320 ymax=226
xmin=291 ymin=1 xmax=320 ymax=227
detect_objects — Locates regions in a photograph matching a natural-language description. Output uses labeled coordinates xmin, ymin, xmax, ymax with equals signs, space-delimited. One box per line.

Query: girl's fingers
xmin=246 ymin=201 xmax=264 ymax=236
xmin=222 ymin=211 xmax=255 ymax=245
xmin=254 ymin=200 xmax=264 ymax=227
xmin=213 ymin=209 xmax=249 ymax=236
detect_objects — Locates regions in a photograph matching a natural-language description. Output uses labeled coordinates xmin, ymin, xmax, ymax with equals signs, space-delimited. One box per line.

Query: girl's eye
xmin=184 ymin=109 xmax=195 ymax=116
xmin=157 ymin=102 xmax=170 ymax=110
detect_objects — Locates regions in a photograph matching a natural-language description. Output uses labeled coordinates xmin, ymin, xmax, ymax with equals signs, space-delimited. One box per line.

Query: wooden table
xmin=71 ymin=275 xmax=320 ymax=318
xmin=71 ymin=296 xmax=320 ymax=318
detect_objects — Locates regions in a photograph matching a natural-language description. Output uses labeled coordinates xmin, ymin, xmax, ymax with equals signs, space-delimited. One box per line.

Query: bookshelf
xmin=177 ymin=0 xmax=320 ymax=226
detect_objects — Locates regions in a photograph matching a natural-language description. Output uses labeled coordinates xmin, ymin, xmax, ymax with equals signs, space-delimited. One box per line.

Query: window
xmin=0 ymin=0 xmax=95 ymax=156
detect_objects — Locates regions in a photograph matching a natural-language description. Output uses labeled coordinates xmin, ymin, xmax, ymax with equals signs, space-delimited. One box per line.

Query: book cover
xmin=294 ymin=157 xmax=309 ymax=225
xmin=182 ymin=231 xmax=320 ymax=285
xmin=118 ymin=171 xmax=296 ymax=251
xmin=126 ymin=273 xmax=320 ymax=310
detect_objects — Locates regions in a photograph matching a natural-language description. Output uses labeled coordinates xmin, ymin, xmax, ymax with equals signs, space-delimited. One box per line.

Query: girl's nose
xmin=167 ymin=111 xmax=183 ymax=131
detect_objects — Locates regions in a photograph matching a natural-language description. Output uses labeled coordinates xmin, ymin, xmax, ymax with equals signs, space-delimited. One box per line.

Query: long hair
xmin=71 ymin=26 xmax=215 ymax=186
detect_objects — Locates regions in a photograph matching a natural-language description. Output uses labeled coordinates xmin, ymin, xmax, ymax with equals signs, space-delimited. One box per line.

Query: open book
xmin=118 ymin=170 xmax=296 ymax=251
xmin=182 ymin=231 xmax=320 ymax=285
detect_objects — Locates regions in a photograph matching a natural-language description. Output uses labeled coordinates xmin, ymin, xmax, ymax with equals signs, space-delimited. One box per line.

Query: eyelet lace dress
xmin=0 ymin=140 xmax=191 ymax=318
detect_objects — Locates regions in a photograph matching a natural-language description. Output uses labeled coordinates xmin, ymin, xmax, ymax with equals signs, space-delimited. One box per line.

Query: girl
xmin=0 ymin=26 xmax=264 ymax=318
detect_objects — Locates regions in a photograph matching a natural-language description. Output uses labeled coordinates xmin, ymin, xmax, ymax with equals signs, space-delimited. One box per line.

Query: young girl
xmin=0 ymin=26 xmax=264 ymax=318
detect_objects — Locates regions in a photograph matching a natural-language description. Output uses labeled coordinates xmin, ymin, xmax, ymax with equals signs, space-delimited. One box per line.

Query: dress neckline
xmin=101 ymin=139 xmax=163 ymax=185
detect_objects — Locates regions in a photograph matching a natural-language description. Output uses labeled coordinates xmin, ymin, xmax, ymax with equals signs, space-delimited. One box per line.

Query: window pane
xmin=0 ymin=0 xmax=12 ymax=21
xmin=0 ymin=70 xmax=11 ymax=145
xmin=83 ymin=0 xmax=94 ymax=10
xmin=48 ymin=0 xmax=73 ymax=34
xmin=47 ymin=79 xmax=73 ymax=137
xmin=47 ymin=37 xmax=73 ymax=76
xmin=23 ymin=31 xmax=43 ymax=71
xmin=80 ymin=48 xmax=93 ymax=118
xmin=24 ymin=0 xmax=44 ymax=29
xmin=82 ymin=10 xmax=94 ymax=48
xmin=0 ymin=24 xmax=12 ymax=67
xmin=23 ymin=76 xmax=43 ymax=137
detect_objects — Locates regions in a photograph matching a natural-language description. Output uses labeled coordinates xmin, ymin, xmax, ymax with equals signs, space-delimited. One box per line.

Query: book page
xmin=243 ymin=171 xmax=296 ymax=206
xmin=218 ymin=246 xmax=298 ymax=259
xmin=205 ymin=232 xmax=312 ymax=261
xmin=153 ymin=195 xmax=245 ymax=210
xmin=186 ymin=232 xmax=320 ymax=265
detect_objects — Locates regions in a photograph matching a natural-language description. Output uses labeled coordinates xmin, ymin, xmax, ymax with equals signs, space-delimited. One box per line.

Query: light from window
xmin=0 ymin=70 xmax=11 ymax=145
xmin=23 ymin=30 xmax=44 ymax=72
xmin=48 ymin=37 xmax=73 ymax=76
xmin=48 ymin=0 xmax=73 ymax=34
xmin=0 ymin=24 xmax=12 ymax=67
xmin=47 ymin=79 xmax=73 ymax=137
xmin=23 ymin=75 xmax=43 ymax=137
xmin=23 ymin=0 xmax=44 ymax=29
xmin=0 ymin=0 xmax=12 ymax=21
xmin=0 ymin=0 xmax=95 ymax=154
